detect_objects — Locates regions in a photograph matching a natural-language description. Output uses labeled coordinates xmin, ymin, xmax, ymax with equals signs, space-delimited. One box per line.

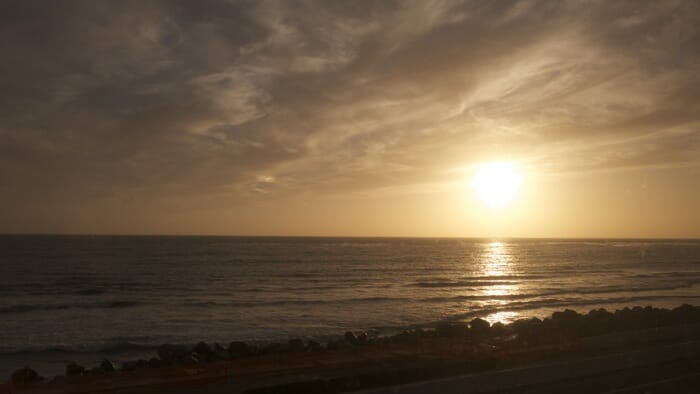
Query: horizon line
xmin=1 ymin=232 xmax=699 ymax=241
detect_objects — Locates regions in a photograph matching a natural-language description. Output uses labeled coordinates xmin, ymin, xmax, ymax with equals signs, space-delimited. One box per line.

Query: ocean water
xmin=1 ymin=235 xmax=699 ymax=378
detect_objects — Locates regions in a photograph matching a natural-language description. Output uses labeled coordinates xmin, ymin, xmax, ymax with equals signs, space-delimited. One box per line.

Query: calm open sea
xmin=1 ymin=235 xmax=699 ymax=377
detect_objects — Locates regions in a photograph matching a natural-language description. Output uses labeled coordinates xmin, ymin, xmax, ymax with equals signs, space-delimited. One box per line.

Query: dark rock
xmin=263 ymin=342 xmax=290 ymax=354
xmin=510 ymin=317 xmax=542 ymax=343
xmin=189 ymin=352 xmax=202 ymax=363
xmin=413 ymin=328 xmax=427 ymax=338
xmin=158 ymin=344 xmax=188 ymax=363
xmin=326 ymin=340 xmax=349 ymax=350
xmin=583 ymin=308 xmax=614 ymax=336
xmin=49 ymin=376 xmax=66 ymax=384
xmin=289 ymin=338 xmax=306 ymax=352
xmin=614 ymin=307 xmax=635 ymax=329
xmin=436 ymin=322 xmax=469 ymax=338
xmin=228 ymin=341 xmax=252 ymax=359
xmin=179 ymin=355 xmax=198 ymax=365
xmin=65 ymin=362 xmax=85 ymax=376
xmin=586 ymin=308 xmax=610 ymax=318
xmin=392 ymin=330 xmax=419 ymax=344
xmin=120 ymin=361 xmax=138 ymax=372
xmin=121 ymin=359 xmax=149 ymax=371
xmin=673 ymin=304 xmax=700 ymax=324
xmin=548 ymin=309 xmax=582 ymax=338
xmin=308 ymin=340 xmax=323 ymax=351
xmin=490 ymin=322 xmax=507 ymax=336
xmin=469 ymin=318 xmax=491 ymax=336
xmin=148 ymin=358 xmax=162 ymax=368
xmin=192 ymin=341 xmax=212 ymax=356
xmin=192 ymin=348 xmax=216 ymax=362
xmin=100 ymin=359 xmax=115 ymax=373
xmin=356 ymin=332 xmax=369 ymax=344
xmin=11 ymin=367 xmax=43 ymax=385
xmin=551 ymin=309 xmax=580 ymax=324
xmin=86 ymin=367 xmax=104 ymax=375
xmin=212 ymin=343 xmax=229 ymax=360
xmin=344 ymin=331 xmax=357 ymax=344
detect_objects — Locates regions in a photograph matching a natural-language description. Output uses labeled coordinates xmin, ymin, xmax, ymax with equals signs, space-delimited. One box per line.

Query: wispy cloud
xmin=0 ymin=0 xmax=698 ymax=232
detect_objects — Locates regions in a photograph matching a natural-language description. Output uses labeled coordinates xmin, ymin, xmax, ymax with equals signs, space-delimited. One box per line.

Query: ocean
xmin=1 ymin=235 xmax=699 ymax=378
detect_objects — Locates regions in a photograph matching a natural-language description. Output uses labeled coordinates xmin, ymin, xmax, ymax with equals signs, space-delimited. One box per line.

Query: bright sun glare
xmin=472 ymin=162 xmax=522 ymax=209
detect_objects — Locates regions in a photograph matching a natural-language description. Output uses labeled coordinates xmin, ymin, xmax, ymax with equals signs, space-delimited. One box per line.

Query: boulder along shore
xmin=4 ymin=304 xmax=700 ymax=393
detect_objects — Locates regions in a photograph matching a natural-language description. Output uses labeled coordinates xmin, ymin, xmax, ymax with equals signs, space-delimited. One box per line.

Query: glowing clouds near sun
xmin=471 ymin=162 xmax=522 ymax=209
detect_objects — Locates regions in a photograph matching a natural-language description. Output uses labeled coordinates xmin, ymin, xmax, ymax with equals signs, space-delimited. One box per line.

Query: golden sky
xmin=1 ymin=1 xmax=699 ymax=237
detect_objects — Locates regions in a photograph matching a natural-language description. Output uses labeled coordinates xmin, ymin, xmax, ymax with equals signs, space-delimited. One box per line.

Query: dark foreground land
xmin=3 ymin=305 xmax=700 ymax=393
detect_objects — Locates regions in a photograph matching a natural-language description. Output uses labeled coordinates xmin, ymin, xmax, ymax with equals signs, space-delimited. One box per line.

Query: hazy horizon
xmin=2 ymin=233 xmax=700 ymax=241
xmin=1 ymin=1 xmax=699 ymax=238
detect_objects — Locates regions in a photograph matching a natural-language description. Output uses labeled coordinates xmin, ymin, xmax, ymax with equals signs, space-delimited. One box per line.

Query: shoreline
xmin=4 ymin=304 xmax=700 ymax=392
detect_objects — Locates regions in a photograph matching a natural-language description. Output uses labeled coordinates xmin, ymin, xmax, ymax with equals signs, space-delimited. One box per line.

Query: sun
xmin=471 ymin=162 xmax=522 ymax=208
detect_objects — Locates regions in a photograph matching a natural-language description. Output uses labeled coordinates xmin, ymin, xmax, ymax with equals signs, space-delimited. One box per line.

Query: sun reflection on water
xmin=479 ymin=241 xmax=521 ymax=324
xmin=482 ymin=241 xmax=511 ymax=277
xmin=484 ymin=311 xmax=521 ymax=325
